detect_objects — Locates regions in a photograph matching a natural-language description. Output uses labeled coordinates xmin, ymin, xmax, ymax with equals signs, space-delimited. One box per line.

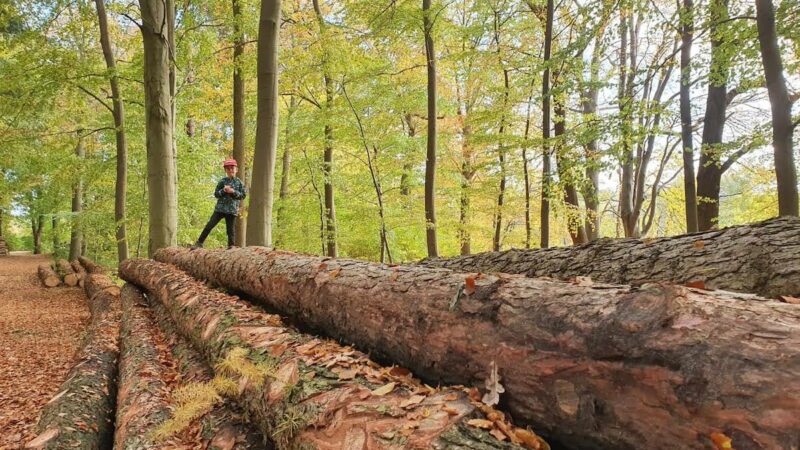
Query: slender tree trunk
xmin=491 ymin=12 xmax=509 ymax=252
xmin=540 ymin=0 xmax=553 ymax=249
xmin=581 ymin=42 xmax=601 ymax=241
xmin=554 ymin=85 xmax=587 ymax=245
xmin=51 ymin=216 xmax=60 ymax=256
xmin=95 ymin=0 xmax=129 ymax=263
xmin=232 ymin=0 xmax=248 ymax=246
xmin=756 ymin=0 xmax=798 ymax=217
xmin=522 ymin=98 xmax=533 ymax=249
xmin=246 ymin=0 xmax=281 ymax=247
xmin=139 ymin=0 xmax=177 ymax=255
xmin=33 ymin=215 xmax=43 ymax=255
xmin=457 ymin=102 xmax=474 ymax=256
xmin=679 ymin=0 xmax=698 ymax=233
xmin=423 ymin=0 xmax=438 ymax=257
xmin=69 ymin=132 xmax=84 ymax=260
xmin=697 ymin=0 xmax=729 ymax=231
xmin=618 ymin=7 xmax=639 ymax=238
xmin=275 ymin=95 xmax=295 ymax=247
xmin=400 ymin=114 xmax=415 ymax=196
xmin=312 ymin=0 xmax=337 ymax=257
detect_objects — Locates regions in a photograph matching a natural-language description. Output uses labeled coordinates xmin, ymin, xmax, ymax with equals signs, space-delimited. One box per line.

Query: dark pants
xmin=198 ymin=211 xmax=235 ymax=247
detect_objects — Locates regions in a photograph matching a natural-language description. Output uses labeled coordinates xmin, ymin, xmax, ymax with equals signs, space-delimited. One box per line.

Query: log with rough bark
xmin=120 ymin=258 xmax=547 ymax=450
xmin=115 ymin=283 xmax=265 ymax=449
xmin=421 ymin=216 xmax=800 ymax=299
xmin=78 ymin=255 xmax=105 ymax=274
xmin=155 ymin=246 xmax=800 ymax=450
xmin=56 ymin=259 xmax=79 ymax=287
xmin=71 ymin=260 xmax=87 ymax=287
xmin=25 ymin=273 xmax=120 ymax=450
xmin=37 ymin=264 xmax=61 ymax=288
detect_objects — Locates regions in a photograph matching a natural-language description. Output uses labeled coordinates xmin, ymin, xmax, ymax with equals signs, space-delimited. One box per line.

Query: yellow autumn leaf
xmin=371 ymin=382 xmax=396 ymax=396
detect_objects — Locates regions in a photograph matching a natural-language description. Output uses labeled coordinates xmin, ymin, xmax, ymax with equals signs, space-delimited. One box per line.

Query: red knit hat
xmin=223 ymin=158 xmax=238 ymax=167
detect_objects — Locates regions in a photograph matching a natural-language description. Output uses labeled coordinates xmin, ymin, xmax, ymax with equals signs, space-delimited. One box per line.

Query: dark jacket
xmin=213 ymin=177 xmax=246 ymax=216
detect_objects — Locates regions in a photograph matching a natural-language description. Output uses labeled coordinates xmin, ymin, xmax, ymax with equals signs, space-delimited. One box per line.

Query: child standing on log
xmin=192 ymin=159 xmax=246 ymax=249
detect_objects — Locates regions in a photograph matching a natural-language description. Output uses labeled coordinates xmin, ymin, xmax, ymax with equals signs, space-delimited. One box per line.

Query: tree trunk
xmin=120 ymin=258 xmax=546 ymax=450
xmin=491 ymin=12 xmax=509 ymax=252
xmin=618 ymin=7 xmax=638 ymax=238
xmin=95 ymin=0 xmax=129 ymax=263
xmin=245 ymin=0 xmax=281 ymax=247
xmin=25 ymin=272 xmax=119 ymax=450
xmin=155 ymin=246 xmax=800 ymax=450
xmin=276 ymin=95 xmax=295 ymax=247
xmin=540 ymin=0 xmax=553 ymax=249
xmin=581 ymin=42 xmax=602 ymax=241
xmin=139 ymin=0 xmax=178 ymax=255
xmin=37 ymin=264 xmax=61 ymax=288
xmin=232 ymin=0 xmax=247 ymax=246
xmin=51 ymin=216 xmax=60 ymax=257
xmin=756 ymin=0 xmax=798 ymax=217
xmin=697 ymin=0 xmax=729 ymax=231
xmin=679 ymin=0 xmax=698 ymax=233
xmin=69 ymin=133 xmax=84 ymax=260
xmin=33 ymin=214 xmax=43 ymax=255
xmin=422 ymin=216 xmax=800 ymax=298
xmin=400 ymin=113 xmax=415 ymax=196
xmin=554 ymin=90 xmax=587 ymax=245
xmin=423 ymin=0 xmax=438 ymax=257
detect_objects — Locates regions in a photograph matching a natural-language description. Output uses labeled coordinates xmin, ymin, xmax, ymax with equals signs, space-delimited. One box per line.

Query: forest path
xmin=0 ymin=253 xmax=89 ymax=449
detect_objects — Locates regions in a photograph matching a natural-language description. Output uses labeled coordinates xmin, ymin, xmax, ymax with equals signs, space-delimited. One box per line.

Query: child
xmin=192 ymin=159 xmax=246 ymax=249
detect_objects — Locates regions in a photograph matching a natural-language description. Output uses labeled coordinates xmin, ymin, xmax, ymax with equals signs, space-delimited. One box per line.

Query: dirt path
xmin=0 ymin=253 xmax=89 ymax=449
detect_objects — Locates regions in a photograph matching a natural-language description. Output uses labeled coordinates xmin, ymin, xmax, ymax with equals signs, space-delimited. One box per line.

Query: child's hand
xmin=223 ymin=185 xmax=234 ymax=194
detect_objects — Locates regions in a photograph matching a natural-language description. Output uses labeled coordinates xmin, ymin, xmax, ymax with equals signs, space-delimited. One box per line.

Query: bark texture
xmin=120 ymin=258 xmax=546 ymax=450
xmin=56 ymin=259 xmax=79 ymax=287
xmin=37 ymin=264 xmax=60 ymax=288
xmin=155 ymin=246 xmax=800 ymax=450
xmin=423 ymin=0 xmax=438 ymax=257
xmin=78 ymin=256 xmax=105 ymax=275
xmin=69 ymin=134 xmax=84 ymax=261
xmin=422 ymin=217 xmax=800 ymax=298
xmin=70 ymin=260 xmax=87 ymax=288
xmin=25 ymin=272 xmax=119 ymax=450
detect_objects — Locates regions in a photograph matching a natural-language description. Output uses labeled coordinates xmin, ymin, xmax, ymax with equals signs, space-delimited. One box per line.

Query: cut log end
xmin=37 ymin=264 xmax=61 ymax=288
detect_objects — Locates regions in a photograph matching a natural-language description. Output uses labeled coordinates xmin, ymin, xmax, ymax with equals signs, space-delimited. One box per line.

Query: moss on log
xmin=120 ymin=258 xmax=545 ymax=450
xmin=154 ymin=246 xmax=800 ymax=450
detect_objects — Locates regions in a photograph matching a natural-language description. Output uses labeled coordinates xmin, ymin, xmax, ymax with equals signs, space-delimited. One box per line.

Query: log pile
xmin=421 ymin=216 xmax=800 ymax=298
xmin=120 ymin=258 xmax=547 ymax=450
xmin=25 ymin=261 xmax=120 ymax=450
xmin=0 ymin=236 xmax=9 ymax=256
xmin=37 ymin=264 xmax=61 ymax=288
xmin=154 ymin=246 xmax=800 ymax=450
xmin=55 ymin=259 xmax=79 ymax=287
xmin=70 ymin=260 xmax=87 ymax=288
xmin=78 ymin=255 xmax=105 ymax=275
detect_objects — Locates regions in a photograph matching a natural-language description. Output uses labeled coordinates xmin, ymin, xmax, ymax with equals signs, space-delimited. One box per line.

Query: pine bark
xmin=120 ymin=258 xmax=545 ymax=450
xmin=25 ymin=272 xmax=119 ymax=450
xmin=422 ymin=216 xmax=800 ymax=298
xmin=423 ymin=0 xmax=438 ymax=257
xmin=155 ymin=245 xmax=800 ymax=450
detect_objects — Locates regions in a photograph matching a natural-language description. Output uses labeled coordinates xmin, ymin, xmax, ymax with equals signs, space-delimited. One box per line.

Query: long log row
xmin=120 ymin=258 xmax=547 ymax=450
xmin=37 ymin=264 xmax=61 ymax=288
xmin=25 ymin=271 xmax=120 ymax=449
xmin=115 ymin=283 xmax=266 ymax=449
xmin=421 ymin=216 xmax=800 ymax=299
xmin=155 ymin=246 xmax=800 ymax=450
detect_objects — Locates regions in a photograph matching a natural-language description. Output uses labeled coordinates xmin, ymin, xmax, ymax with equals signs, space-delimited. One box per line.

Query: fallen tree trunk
xmin=71 ymin=260 xmax=87 ymax=288
xmin=37 ymin=264 xmax=61 ymax=288
xmin=78 ymin=256 xmax=105 ymax=275
xmin=56 ymin=259 xmax=79 ymax=287
xmin=120 ymin=258 xmax=546 ymax=450
xmin=421 ymin=216 xmax=800 ymax=298
xmin=25 ymin=273 xmax=120 ymax=450
xmin=155 ymin=246 xmax=800 ymax=450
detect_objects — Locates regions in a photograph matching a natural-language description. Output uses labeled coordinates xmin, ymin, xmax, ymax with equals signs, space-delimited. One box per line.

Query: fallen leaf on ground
xmin=710 ymin=432 xmax=733 ymax=449
xmin=685 ymin=280 xmax=706 ymax=289
xmin=371 ymin=382 xmax=396 ymax=396
xmin=400 ymin=395 xmax=426 ymax=408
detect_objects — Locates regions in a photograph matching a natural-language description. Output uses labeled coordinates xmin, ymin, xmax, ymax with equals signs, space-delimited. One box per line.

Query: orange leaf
xmin=710 ymin=432 xmax=733 ymax=449
xmin=490 ymin=428 xmax=508 ymax=441
xmin=336 ymin=368 xmax=358 ymax=380
xmin=400 ymin=395 xmax=426 ymax=408
xmin=329 ymin=268 xmax=342 ymax=278
xmin=390 ymin=270 xmax=400 ymax=282
xmin=686 ymin=280 xmax=706 ymax=289
xmin=467 ymin=419 xmax=493 ymax=429
xmin=778 ymin=295 xmax=800 ymax=304
xmin=465 ymin=276 xmax=476 ymax=295
xmin=693 ymin=240 xmax=705 ymax=249
xmin=515 ymin=429 xmax=544 ymax=450
xmin=388 ymin=366 xmax=411 ymax=378
xmin=319 ymin=262 xmax=328 ymax=270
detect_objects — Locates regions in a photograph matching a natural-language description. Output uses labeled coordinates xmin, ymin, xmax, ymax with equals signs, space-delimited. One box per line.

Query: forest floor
xmin=0 ymin=253 xmax=89 ymax=449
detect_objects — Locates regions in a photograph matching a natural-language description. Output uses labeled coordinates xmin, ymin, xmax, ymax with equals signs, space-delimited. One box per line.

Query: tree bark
xmin=756 ymin=0 xmax=798 ymax=217
xmin=540 ymin=0 xmax=553 ymax=248
xmin=32 ymin=214 xmax=43 ymax=255
xmin=69 ymin=133 xmax=84 ymax=260
xmin=276 ymin=94 xmax=296 ymax=247
xmin=554 ymin=89 xmax=587 ymax=245
xmin=154 ymin=246 xmax=800 ymax=450
xmin=246 ymin=0 xmax=281 ymax=247
xmin=51 ymin=216 xmax=60 ymax=257
xmin=232 ymin=0 xmax=247 ymax=247
xmin=70 ymin=260 xmax=87 ymax=287
xmin=423 ymin=0 xmax=438 ymax=257
xmin=37 ymin=264 xmax=61 ymax=288
xmin=95 ymin=0 xmax=129 ymax=263
xmin=422 ymin=216 xmax=800 ymax=298
xmin=78 ymin=255 xmax=106 ymax=275
xmin=492 ymin=11 xmax=509 ymax=252
xmin=679 ymin=0 xmax=698 ymax=233
xmin=120 ymin=258 xmax=546 ymax=450
xmin=139 ymin=0 xmax=178 ymax=255
xmin=25 ymin=272 xmax=119 ymax=450
xmin=56 ymin=259 xmax=79 ymax=286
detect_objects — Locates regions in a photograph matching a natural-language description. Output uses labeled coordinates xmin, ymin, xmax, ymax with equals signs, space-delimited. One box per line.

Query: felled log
xmin=78 ymin=256 xmax=105 ymax=274
xmin=25 ymin=273 xmax=120 ymax=450
xmin=37 ymin=264 xmax=61 ymax=288
xmin=55 ymin=259 xmax=79 ymax=287
xmin=155 ymin=247 xmax=800 ymax=450
xmin=421 ymin=216 xmax=800 ymax=298
xmin=120 ymin=258 xmax=547 ymax=450
xmin=71 ymin=260 xmax=87 ymax=288
xmin=115 ymin=283 xmax=265 ymax=449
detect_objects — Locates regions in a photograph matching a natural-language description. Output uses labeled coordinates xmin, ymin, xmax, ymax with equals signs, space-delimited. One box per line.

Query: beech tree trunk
xmin=232 ymin=0 xmax=247 ymax=247
xmin=120 ymin=258 xmax=546 ymax=450
xmin=246 ymin=0 xmax=281 ymax=247
xmin=540 ymin=0 xmax=553 ymax=248
xmin=32 ymin=214 xmax=43 ymax=255
xmin=679 ymin=0 xmax=698 ymax=233
xmin=422 ymin=216 xmax=800 ymax=298
xmin=25 ymin=271 xmax=119 ymax=450
xmin=69 ymin=133 xmax=84 ymax=260
xmin=423 ymin=0 xmax=438 ymax=257
xmin=554 ymin=90 xmax=587 ymax=245
xmin=139 ymin=0 xmax=178 ymax=255
xmin=95 ymin=0 xmax=129 ymax=263
xmin=155 ymin=245 xmax=800 ymax=450
xmin=756 ymin=0 xmax=798 ymax=217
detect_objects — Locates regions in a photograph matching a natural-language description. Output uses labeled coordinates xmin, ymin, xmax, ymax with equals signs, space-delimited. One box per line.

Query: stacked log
xmin=78 ymin=255 xmax=105 ymax=275
xmin=37 ymin=264 xmax=61 ymax=288
xmin=120 ymin=258 xmax=547 ymax=450
xmin=55 ymin=259 xmax=79 ymax=287
xmin=0 ymin=236 xmax=9 ymax=256
xmin=155 ymin=246 xmax=800 ymax=450
xmin=421 ymin=216 xmax=800 ymax=298
xmin=115 ymin=283 xmax=265 ymax=449
xmin=70 ymin=260 xmax=87 ymax=288
xmin=25 ymin=265 xmax=120 ymax=449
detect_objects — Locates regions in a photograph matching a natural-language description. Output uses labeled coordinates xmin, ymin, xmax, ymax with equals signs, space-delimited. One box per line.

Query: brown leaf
xmin=481 ymin=361 xmax=505 ymax=406
xmin=467 ymin=419 xmax=493 ymax=429
xmin=388 ymin=366 xmax=411 ymax=378
xmin=693 ymin=240 xmax=706 ymax=249
xmin=515 ymin=428 xmax=544 ymax=450
xmin=778 ymin=295 xmax=800 ymax=304
xmin=336 ymin=368 xmax=358 ymax=380
xmin=465 ymin=276 xmax=477 ymax=295
xmin=467 ymin=387 xmax=482 ymax=402
xmin=685 ymin=280 xmax=706 ymax=290
xmin=329 ymin=267 xmax=342 ymax=278
xmin=371 ymin=382 xmax=396 ymax=396
xmin=390 ymin=270 xmax=400 ymax=282
xmin=400 ymin=394 xmax=426 ymax=408
xmin=210 ymin=426 xmax=239 ymax=450
xmin=319 ymin=262 xmax=328 ymax=270
xmin=25 ymin=428 xmax=60 ymax=448
xmin=490 ymin=428 xmax=508 ymax=441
